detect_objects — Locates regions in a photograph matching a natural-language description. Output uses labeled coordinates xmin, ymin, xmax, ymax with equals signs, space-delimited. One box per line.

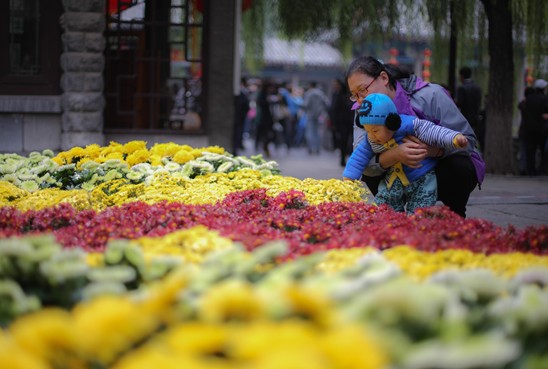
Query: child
xmin=343 ymin=93 xmax=468 ymax=214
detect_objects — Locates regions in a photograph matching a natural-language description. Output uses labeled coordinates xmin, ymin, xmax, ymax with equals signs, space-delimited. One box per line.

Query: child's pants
xmin=375 ymin=170 xmax=437 ymax=214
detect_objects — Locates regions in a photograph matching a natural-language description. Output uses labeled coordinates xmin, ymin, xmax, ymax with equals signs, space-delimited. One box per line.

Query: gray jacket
xmin=354 ymin=76 xmax=483 ymax=180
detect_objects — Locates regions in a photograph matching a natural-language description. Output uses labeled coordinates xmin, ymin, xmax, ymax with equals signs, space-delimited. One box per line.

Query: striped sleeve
xmin=412 ymin=118 xmax=460 ymax=150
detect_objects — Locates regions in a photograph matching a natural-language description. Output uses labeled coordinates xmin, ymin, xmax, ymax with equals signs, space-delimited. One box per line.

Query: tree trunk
xmin=203 ymin=0 xmax=237 ymax=150
xmin=448 ymin=0 xmax=457 ymax=95
xmin=480 ymin=0 xmax=515 ymax=174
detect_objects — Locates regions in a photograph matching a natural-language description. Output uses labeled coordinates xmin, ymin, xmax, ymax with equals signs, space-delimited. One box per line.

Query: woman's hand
xmin=378 ymin=137 xmax=427 ymax=169
xmin=396 ymin=137 xmax=428 ymax=168
xmin=402 ymin=135 xmax=445 ymax=159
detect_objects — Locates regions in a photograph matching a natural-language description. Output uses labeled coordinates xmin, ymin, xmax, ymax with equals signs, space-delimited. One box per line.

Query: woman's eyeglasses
xmin=349 ymin=76 xmax=378 ymax=102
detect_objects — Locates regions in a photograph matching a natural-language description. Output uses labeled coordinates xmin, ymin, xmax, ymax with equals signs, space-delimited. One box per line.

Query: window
xmin=104 ymin=0 xmax=205 ymax=131
xmin=0 ymin=0 xmax=62 ymax=95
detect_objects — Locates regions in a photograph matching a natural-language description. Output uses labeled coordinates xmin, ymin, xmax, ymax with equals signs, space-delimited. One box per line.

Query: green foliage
xmin=241 ymin=0 xmax=267 ymax=74
xmin=0 ymin=236 xmax=181 ymax=325
xmin=512 ymin=0 xmax=548 ymax=75
xmin=276 ymin=0 xmax=336 ymax=39
xmin=243 ymin=0 xmax=547 ymax=79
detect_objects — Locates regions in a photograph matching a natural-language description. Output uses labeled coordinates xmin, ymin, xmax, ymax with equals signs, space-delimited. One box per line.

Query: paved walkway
xmin=240 ymin=141 xmax=548 ymax=229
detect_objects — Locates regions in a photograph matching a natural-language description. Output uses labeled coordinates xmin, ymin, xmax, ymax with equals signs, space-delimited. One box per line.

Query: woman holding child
xmin=345 ymin=56 xmax=485 ymax=218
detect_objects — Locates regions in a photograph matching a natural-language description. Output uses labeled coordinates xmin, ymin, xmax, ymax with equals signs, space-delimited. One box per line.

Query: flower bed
xmin=0 ymin=142 xmax=547 ymax=369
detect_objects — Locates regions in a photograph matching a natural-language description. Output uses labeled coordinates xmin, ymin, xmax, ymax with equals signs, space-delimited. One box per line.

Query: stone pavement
xmin=241 ymin=142 xmax=548 ymax=229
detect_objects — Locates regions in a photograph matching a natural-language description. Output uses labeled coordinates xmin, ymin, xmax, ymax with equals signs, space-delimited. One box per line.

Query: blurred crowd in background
xmin=233 ymin=77 xmax=354 ymax=167
xmin=233 ymin=73 xmax=548 ymax=176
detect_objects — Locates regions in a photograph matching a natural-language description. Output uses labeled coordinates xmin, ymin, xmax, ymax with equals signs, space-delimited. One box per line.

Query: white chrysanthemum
xmin=81 ymin=161 xmax=101 ymax=171
xmin=104 ymin=169 xmax=123 ymax=181
xmin=57 ymin=163 xmax=76 ymax=171
xmin=20 ymin=180 xmax=39 ymax=192
xmin=42 ymin=149 xmax=55 ymax=157
xmin=103 ymin=159 xmax=123 ymax=169
xmin=126 ymin=171 xmax=145 ymax=182
xmin=17 ymin=172 xmax=37 ymax=181
xmin=164 ymin=162 xmax=181 ymax=172
xmin=131 ymin=163 xmax=152 ymax=173
xmin=153 ymin=168 xmax=169 ymax=176
xmin=0 ymin=164 xmax=18 ymax=174
xmin=30 ymin=164 xmax=48 ymax=175
xmin=217 ymin=162 xmax=234 ymax=173
xmin=2 ymin=173 xmax=20 ymax=184
xmin=236 ymin=156 xmax=257 ymax=169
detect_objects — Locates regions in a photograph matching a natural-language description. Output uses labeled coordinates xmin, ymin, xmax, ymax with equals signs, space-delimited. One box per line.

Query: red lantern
xmin=422 ymin=48 xmax=432 ymax=82
xmin=389 ymin=47 xmax=399 ymax=65
xmin=525 ymin=67 xmax=534 ymax=86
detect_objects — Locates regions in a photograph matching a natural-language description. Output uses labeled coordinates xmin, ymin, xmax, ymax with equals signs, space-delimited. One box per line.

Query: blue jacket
xmin=352 ymin=76 xmax=485 ymax=184
xmin=345 ymin=114 xmax=438 ymax=181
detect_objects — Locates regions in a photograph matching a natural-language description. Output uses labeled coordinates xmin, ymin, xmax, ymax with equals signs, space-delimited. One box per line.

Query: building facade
xmin=0 ymin=0 xmax=237 ymax=154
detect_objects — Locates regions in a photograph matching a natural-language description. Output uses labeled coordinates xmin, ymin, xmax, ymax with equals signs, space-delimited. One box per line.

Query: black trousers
xmin=361 ymin=154 xmax=478 ymax=218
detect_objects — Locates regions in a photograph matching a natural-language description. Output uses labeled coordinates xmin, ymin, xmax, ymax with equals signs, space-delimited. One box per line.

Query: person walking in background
xmin=519 ymin=79 xmax=548 ymax=175
xmin=329 ymin=79 xmax=355 ymax=166
xmin=517 ymin=86 xmax=535 ymax=175
xmin=456 ymin=66 xmax=484 ymax=151
xmin=543 ymin=81 xmax=548 ymax=175
xmin=254 ymin=79 xmax=278 ymax=158
xmin=345 ymin=56 xmax=484 ymax=218
xmin=233 ymin=77 xmax=250 ymax=155
xmin=344 ymin=93 xmax=468 ymax=214
xmin=303 ymin=81 xmax=330 ymax=155
xmin=279 ymin=83 xmax=304 ymax=149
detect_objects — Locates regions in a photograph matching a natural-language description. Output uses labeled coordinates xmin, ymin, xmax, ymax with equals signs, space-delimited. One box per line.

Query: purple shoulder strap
xmin=394 ymin=79 xmax=441 ymax=123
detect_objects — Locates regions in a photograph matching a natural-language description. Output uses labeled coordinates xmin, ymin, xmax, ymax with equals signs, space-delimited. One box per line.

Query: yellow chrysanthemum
xmin=75 ymin=157 xmax=93 ymax=169
xmin=51 ymin=146 xmax=83 ymax=165
xmin=126 ymin=149 xmax=151 ymax=167
xmin=3 ymin=168 xmax=368 ymax=211
xmin=315 ymin=248 xmax=375 ymax=274
xmin=320 ymin=325 xmax=388 ymax=369
xmin=13 ymin=188 xmax=91 ymax=211
xmin=0 ymin=180 xmax=28 ymax=206
xmin=9 ymin=309 xmax=78 ymax=364
xmin=123 ymin=140 xmax=148 ymax=154
xmin=136 ymin=226 xmax=235 ymax=264
xmin=83 ymin=143 xmax=102 ymax=157
xmin=0 ymin=331 xmax=51 ymax=369
xmin=203 ymin=146 xmax=225 ymax=155
xmin=172 ymin=150 xmax=195 ymax=164
xmin=249 ymin=349 xmax=330 ymax=369
xmin=140 ymin=267 xmax=190 ymax=324
xmin=383 ymin=246 xmax=548 ymax=280
xmin=149 ymin=142 xmax=181 ymax=158
xmin=105 ymin=151 xmax=124 ymax=161
xmin=72 ymin=296 xmax=159 ymax=364
xmin=199 ymin=279 xmax=266 ymax=323
xmin=263 ymin=283 xmax=337 ymax=328
xmin=86 ymin=252 xmax=105 ymax=267
xmin=229 ymin=320 xmax=318 ymax=361
xmin=112 ymin=346 xmax=206 ymax=369
xmin=149 ymin=154 xmax=163 ymax=167
xmin=162 ymin=322 xmax=229 ymax=355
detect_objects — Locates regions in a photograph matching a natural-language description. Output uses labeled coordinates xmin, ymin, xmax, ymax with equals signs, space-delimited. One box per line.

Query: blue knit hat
xmin=358 ymin=93 xmax=398 ymax=126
